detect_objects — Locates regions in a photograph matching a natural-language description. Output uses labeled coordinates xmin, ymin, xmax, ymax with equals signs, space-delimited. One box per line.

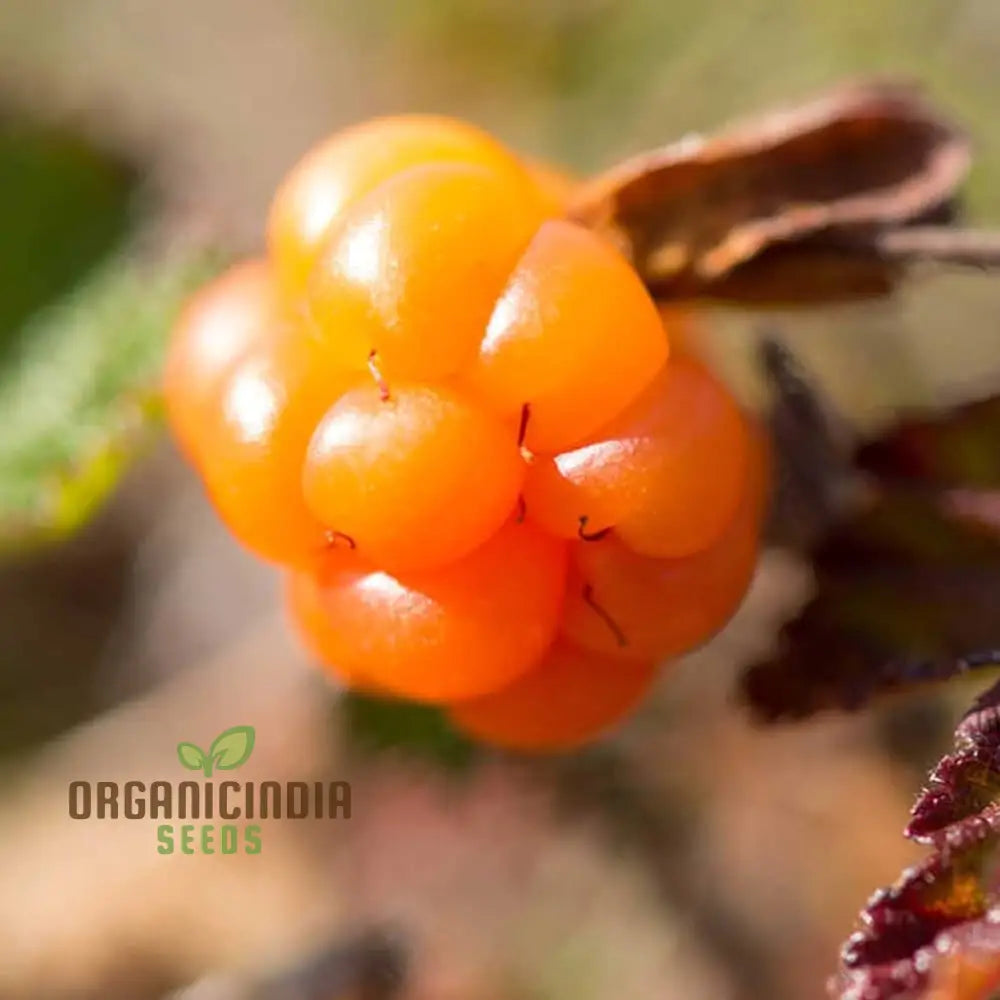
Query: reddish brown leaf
xmin=681 ymin=241 xmax=902 ymax=305
xmin=956 ymin=679 xmax=1000 ymax=747
xmin=744 ymin=351 xmax=1000 ymax=721
xmin=907 ymin=747 xmax=1000 ymax=844
xmin=857 ymin=396 xmax=1000 ymax=490
xmin=569 ymin=79 xmax=970 ymax=303
xmin=833 ymin=679 xmax=1000 ymax=1000
xmin=742 ymin=487 xmax=1000 ymax=721
xmin=909 ymin=675 xmax=1000 ymax=842
xmin=836 ymin=915 xmax=1000 ymax=1000
xmin=843 ymin=814 xmax=998 ymax=972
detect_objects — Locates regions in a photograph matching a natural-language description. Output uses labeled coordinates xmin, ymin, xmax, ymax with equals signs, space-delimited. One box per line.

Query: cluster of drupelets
xmin=164 ymin=115 xmax=767 ymax=751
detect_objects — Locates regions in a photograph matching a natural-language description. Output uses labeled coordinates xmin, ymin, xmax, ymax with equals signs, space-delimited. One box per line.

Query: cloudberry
xmin=465 ymin=219 xmax=668 ymax=453
xmin=287 ymin=521 xmax=568 ymax=702
xmin=449 ymin=639 xmax=656 ymax=751
xmin=199 ymin=329 xmax=359 ymax=568
xmin=305 ymin=162 xmax=548 ymax=381
xmin=268 ymin=114 xmax=543 ymax=298
xmin=165 ymin=111 xmax=766 ymax=751
xmin=523 ymin=355 xmax=750 ymax=557
xmin=164 ymin=259 xmax=276 ymax=463
xmin=559 ymin=424 xmax=769 ymax=660
xmin=303 ymin=383 xmax=525 ymax=571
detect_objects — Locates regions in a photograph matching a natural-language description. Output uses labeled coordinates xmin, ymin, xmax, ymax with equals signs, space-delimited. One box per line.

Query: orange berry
xmin=199 ymin=328 xmax=360 ymax=568
xmin=164 ymin=259 xmax=276 ymax=463
xmin=448 ymin=639 xmax=656 ymax=751
xmin=286 ymin=521 xmax=569 ymax=702
xmin=305 ymin=162 xmax=547 ymax=381
xmin=285 ymin=565 xmax=384 ymax=693
xmin=523 ymin=355 xmax=749 ymax=558
xmin=559 ymin=424 xmax=769 ymax=661
xmin=303 ymin=383 xmax=525 ymax=571
xmin=464 ymin=220 xmax=668 ymax=453
xmin=268 ymin=115 xmax=542 ymax=299
xmin=167 ymin=111 xmax=766 ymax=740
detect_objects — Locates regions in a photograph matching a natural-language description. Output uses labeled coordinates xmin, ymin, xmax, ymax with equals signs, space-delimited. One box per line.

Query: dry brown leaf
xmin=569 ymin=79 xmax=970 ymax=303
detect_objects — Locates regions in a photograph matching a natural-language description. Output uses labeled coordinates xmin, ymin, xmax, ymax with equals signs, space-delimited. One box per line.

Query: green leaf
xmin=177 ymin=742 xmax=207 ymax=772
xmin=0 ymin=113 xmax=222 ymax=553
xmin=342 ymin=693 xmax=479 ymax=772
xmin=0 ymin=248 xmax=219 ymax=552
xmin=209 ymin=725 xmax=256 ymax=771
xmin=0 ymin=116 xmax=136 ymax=357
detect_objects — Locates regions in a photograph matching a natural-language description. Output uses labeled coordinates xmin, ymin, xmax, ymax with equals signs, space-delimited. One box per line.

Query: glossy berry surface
xmin=305 ymin=162 xmax=548 ymax=381
xmin=268 ymin=114 xmax=542 ymax=299
xmin=465 ymin=219 xmax=668 ymax=453
xmin=523 ymin=356 xmax=750 ymax=557
xmin=199 ymin=330 xmax=358 ymax=568
xmin=163 ymin=258 xmax=277 ymax=463
xmin=559 ymin=424 xmax=769 ymax=660
xmin=285 ymin=562 xmax=383 ymax=692
xmin=449 ymin=639 xmax=657 ymax=751
xmin=303 ymin=383 xmax=525 ymax=571
xmin=165 ymin=111 xmax=767 ymax=752
xmin=286 ymin=522 xmax=568 ymax=703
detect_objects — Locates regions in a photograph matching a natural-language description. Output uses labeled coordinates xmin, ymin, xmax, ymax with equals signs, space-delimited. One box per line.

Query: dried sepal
xmin=684 ymin=242 xmax=903 ymax=305
xmin=569 ymin=79 xmax=970 ymax=303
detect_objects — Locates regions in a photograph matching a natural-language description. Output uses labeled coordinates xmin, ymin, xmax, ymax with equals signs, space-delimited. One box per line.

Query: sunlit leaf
xmin=0 ymin=113 xmax=220 ymax=553
xmin=834 ymin=675 xmax=1000 ymax=1000
xmin=0 ymin=248 xmax=218 ymax=552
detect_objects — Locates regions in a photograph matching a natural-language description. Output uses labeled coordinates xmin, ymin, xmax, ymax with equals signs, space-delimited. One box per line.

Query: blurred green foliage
xmin=341 ymin=692 xmax=480 ymax=771
xmin=0 ymin=118 xmax=135 ymax=355
xmin=0 ymin=118 xmax=217 ymax=552
xmin=0 ymin=251 xmax=217 ymax=550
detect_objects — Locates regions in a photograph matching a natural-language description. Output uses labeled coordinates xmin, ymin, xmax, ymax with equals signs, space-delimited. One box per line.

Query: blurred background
xmin=2 ymin=1 xmax=1000 ymax=998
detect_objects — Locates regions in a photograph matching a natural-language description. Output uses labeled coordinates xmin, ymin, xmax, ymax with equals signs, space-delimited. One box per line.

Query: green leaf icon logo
xmin=177 ymin=742 xmax=209 ymax=774
xmin=176 ymin=726 xmax=255 ymax=777
xmin=209 ymin=725 xmax=255 ymax=772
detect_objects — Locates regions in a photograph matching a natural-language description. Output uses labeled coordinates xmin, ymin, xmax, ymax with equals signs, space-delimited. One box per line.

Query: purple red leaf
xmin=744 ymin=341 xmax=1000 ymax=721
xmin=833 ymin=674 xmax=1000 ymax=1000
